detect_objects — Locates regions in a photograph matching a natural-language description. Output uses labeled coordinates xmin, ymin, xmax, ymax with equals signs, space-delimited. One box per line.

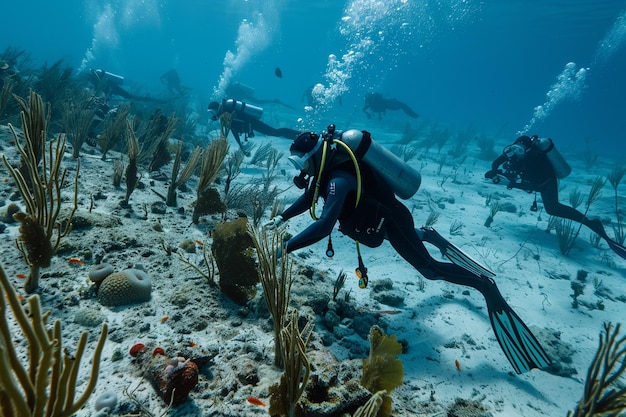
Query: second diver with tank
xmin=265 ymin=124 xmax=551 ymax=374
xmin=485 ymin=134 xmax=626 ymax=260
xmin=208 ymin=98 xmax=300 ymax=156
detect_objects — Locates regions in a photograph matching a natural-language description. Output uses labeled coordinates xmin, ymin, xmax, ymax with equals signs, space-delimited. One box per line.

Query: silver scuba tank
xmin=93 ymin=69 xmax=124 ymax=86
xmin=222 ymin=98 xmax=263 ymax=120
xmin=533 ymin=136 xmax=571 ymax=179
xmin=339 ymin=129 xmax=421 ymax=199
xmin=102 ymin=71 xmax=124 ymax=86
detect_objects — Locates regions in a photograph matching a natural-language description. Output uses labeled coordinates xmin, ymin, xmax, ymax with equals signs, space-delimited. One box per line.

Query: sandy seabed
xmin=1 ymin=123 xmax=625 ymax=417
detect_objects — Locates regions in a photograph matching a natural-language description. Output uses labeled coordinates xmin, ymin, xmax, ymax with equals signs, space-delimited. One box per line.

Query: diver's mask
xmin=289 ymin=132 xmax=323 ymax=188
xmin=288 ymin=137 xmax=322 ymax=173
xmin=503 ymin=143 xmax=527 ymax=159
xmin=207 ymin=101 xmax=221 ymax=121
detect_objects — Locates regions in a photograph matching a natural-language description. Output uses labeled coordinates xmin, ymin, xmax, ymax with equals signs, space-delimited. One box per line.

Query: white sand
xmin=1 ymin=122 xmax=625 ymax=417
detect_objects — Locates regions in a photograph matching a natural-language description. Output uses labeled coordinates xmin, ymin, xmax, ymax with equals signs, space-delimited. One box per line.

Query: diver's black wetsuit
xmin=213 ymin=99 xmax=300 ymax=150
xmin=229 ymin=118 xmax=300 ymax=145
xmin=278 ymin=133 xmax=551 ymax=373
xmin=281 ymin=165 xmax=494 ymax=293
xmin=486 ymin=136 xmax=610 ymax=241
xmin=362 ymin=93 xmax=419 ymax=120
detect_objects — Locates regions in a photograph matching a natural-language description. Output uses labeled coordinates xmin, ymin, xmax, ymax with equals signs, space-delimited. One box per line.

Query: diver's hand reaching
xmin=263 ymin=215 xmax=284 ymax=230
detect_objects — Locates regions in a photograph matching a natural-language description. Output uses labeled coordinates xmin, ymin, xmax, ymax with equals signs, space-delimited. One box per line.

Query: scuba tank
xmin=339 ymin=129 xmax=421 ymax=199
xmin=94 ymin=70 xmax=124 ymax=86
xmin=103 ymin=71 xmax=124 ymax=86
xmin=221 ymin=98 xmax=263 ymax=120
xmin=532 ymin=136 xmax=571 ymax=179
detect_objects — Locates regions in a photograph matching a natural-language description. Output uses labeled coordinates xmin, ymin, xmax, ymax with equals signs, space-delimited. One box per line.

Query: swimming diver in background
xmin=86 ymin=69 xmax=165 ymax=103
xmin=485 ymin=135 xmax=626 ymax=260
xmin=225 ymin=81 xmax=295 ymax=110
xmin=207 ymin=98 xmax=300 ymax=155
xmin=265 ymin=125 xmax=551 ymax=374
xmin=160 ymin=69 xmax=184 ymax=96
xmin=362 ymin=92 xmax=419 ymax=120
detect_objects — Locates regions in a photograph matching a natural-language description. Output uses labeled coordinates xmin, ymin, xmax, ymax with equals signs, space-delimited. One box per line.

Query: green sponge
xmin=97 ymin=269 xmax=152 ymax=307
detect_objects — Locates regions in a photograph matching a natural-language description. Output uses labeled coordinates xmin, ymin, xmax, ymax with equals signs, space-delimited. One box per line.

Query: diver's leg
xmin=275 ymin=128 xmax=300 ymax=140
xmin=251 ymin=120 xmax=284 ymax=137
xmin=398 ymin=102 xmax=419 ymax=118
xmin=231 ymin=131 xmax=243 ymax=148
xmin=248 ymin=120 xmax=299 ymax=140
xmin=386 ymin=202 xmax=550 ymax=372
xmin=531 ymin=178 xmax=625 ymax=259
xmin=417 ymin=227 xmax=495 ymax=278
xmin=385 ymin=99 xmax=419 ymax=118
xmin=540 ymin=181 xmax=611 ymax=240
xmin=386 ymin=202 xmax=490 ymax=288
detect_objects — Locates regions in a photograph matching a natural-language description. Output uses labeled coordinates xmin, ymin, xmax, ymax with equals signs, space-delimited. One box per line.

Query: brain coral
xmin=97 ymin=269 xmax=152 ymax=307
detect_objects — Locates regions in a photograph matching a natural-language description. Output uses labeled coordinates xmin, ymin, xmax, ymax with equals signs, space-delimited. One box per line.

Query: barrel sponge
xmin=94 ymin=390 xmax=118 ymax=411
xmin=97 ymin=269 xmax=152 ymax=307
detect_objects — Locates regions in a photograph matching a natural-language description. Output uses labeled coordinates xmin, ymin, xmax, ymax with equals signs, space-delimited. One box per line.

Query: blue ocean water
xmin=2 ymin=0 xmax=626 ymax=157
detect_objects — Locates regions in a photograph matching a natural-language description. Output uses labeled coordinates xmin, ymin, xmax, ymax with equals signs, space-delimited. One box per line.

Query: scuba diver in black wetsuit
xmin=207 ymin=98 xmax=300 ymax=155
xmin=160 ymin=69 xmax=184 ymax=96
xmin=226 ymin=81 xmax=295 ymax=110
xmin=265 ymin=125 xmax=551 ymax=374
xmin=86 ymin=69 xmax=165 ymax=103
xmin=485 ymin=135 xmax=626 ymax=260
xmin=362 ymin=92 xmax=419 ymax=120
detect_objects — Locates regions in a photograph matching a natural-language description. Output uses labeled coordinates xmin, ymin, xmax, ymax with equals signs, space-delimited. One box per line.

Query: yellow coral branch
xmin=0 ymin=262 xmax=108 ymax=417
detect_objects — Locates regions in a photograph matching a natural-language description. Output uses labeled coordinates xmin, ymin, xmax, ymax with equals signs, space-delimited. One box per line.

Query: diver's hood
xmin=288 ymin=132 xmax=322 ymax=173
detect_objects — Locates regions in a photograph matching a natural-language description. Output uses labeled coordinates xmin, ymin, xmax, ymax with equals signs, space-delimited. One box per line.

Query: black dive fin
xmin=607 ymin=239 xmax=626 ymax=260
xmin=421 ymin=227 xmax=495 ymax=278
xmin=483 ymin=279 xmax=551 ymax=374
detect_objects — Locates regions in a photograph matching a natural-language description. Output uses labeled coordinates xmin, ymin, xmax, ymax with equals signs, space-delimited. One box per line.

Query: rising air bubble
xmin=519 ymin=62 xmax=587 ymax=135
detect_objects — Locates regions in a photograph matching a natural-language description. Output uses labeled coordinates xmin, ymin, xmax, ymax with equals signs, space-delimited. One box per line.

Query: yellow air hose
xmin=309 ymin=138 xmax=362 ymax=220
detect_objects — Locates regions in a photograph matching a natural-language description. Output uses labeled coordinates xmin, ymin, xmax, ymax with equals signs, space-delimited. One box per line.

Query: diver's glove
xmin=263 ymin=215 xmax=284 ymax=230
xmin=484 ymin=169 xmax=498 ymax=179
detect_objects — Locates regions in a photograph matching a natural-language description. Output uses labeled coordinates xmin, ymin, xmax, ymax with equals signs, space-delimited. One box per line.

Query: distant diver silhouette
xmin=87 ymin=69 xmax=165 ymax=103
xmin=225 ymin=81 xmax=294 ymax=110
xmin=362 ymin=92 xmax=419 ymax=120
xmin=160 ymin=69 xmax=184 ymax=95
xmin=207 ymin=98 xmax=300 ymax=155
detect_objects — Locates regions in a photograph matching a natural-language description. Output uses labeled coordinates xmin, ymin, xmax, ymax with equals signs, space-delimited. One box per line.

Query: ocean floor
xmin=1 ymin=122 xmax=625 ymax=417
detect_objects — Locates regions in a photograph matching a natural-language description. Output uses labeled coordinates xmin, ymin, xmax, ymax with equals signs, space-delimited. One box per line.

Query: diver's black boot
xmin=480 ymin=277 xmax=551 ymax=374
xmin=420 ymin=227 xmax=449 ymax=253
xmin=607 ymin=239 xmax=626 ymax=260
xmin=587 ymin=219 xmax=626 ymax=260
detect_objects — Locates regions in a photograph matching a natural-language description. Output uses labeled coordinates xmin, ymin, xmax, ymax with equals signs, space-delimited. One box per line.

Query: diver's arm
xmin=485 ymin=152 xmax=508 ymax=180
xmin=280 ymin=192 xmax=312 ymax=221
xmin=491 ymin=153 xmax=507 ymax=170
xmin=284 ymin=175 xmax=353 ymax=253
